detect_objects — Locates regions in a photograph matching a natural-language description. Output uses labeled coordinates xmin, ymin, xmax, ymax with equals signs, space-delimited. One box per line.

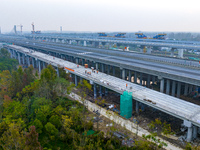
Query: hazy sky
xmin=1 ymin=0 xmax=200 ymax=33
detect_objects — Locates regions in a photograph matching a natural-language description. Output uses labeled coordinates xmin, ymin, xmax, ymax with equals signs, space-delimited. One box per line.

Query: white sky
xmin=1 ymin=0 xmax=200 ymax=33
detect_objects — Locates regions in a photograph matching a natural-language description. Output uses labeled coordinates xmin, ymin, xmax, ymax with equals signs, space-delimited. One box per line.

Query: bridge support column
xmin=134 ymin=72 xmax=137 ymax=83
xmin=166 ymin=79 xmax=170 ymax=95
xmin=76 ymin=58 xmax=79 ymax=64
xmin=122 ymin=68 xmax=125 ymax=80
xmin=56 ymin=67 xmax=59 ymax=77
xmin=160 ymin=78 xmax=164 ymax=93
xmin=129 ymin=70 xmax=131 ymax=82
xmin=193 ymin=126 xmax=198 ymax=139
xmin=38 ymin=60 xmax=41 ymax=73
xmin=189 ymin=85 xmax=193 ymax=94
xmin=178 ymin=49 xmax=183 ymax=58
xmin=140 ymin=73 xmax=143 ymax=85
xmin=94 ymin=83 xmax=97 ymax=99
xmin=136 ymin=101 xmax=139 ymax=114
xmin=84 ymin=41 xmax=87 ymax=46
xmin=27 ymin=56 xmax=30 ymax=67
xmin=147 ymin=75 xmax=150 ymax=87
xmin=172 ymin=81 xmax=176 ymax=96
xmin=75 ymin=75 xmax=77 ymax=86
xmin=32 ymin=58 xmax=35 ymax=68
xmin=22 ymin=54 xmax=25 ymax=64
xmin=101 ymin=64 xmax=105 ymax=73
xmin=105 ymin=88 xmax=108 ymax=96
xmin=170 ymin=48 xmax=175 ymax=57
xmin=9 ymin=50 xmax=13 ymax=58
xmin=147 ymin=48 xmax=152 ymax=54
xmin=113 ymin=66 xmax=115 ymax=76
xmin=17 ymin=52 xmax=21 ymax=64
xmin=99 ymin=86 xmax=102 ymax=97
xmin=43 ymin=62 xmax=45 ymax=69
xmin=184 ymin=84 xmax=189 ymax=96
xmin=107 ymin=65 xmax=110 ymax=75
xmin=177 ymin=82 xmax=181 ymax=98
xmin=187 ymin=126 xmax=193 ymax=142
xmin=95 ymin=63 xmax=98 ymax=70
xmin=152 ymin=76 xmax=155 ymax=84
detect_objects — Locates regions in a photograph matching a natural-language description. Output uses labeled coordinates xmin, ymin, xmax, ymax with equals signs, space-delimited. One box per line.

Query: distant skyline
xmin=1 ymin=0 xmax=200 ymax=33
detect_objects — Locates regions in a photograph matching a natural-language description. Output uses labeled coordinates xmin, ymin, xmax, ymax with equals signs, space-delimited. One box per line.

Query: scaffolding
xmin=120 ymin=91 xmax=132 ymax=119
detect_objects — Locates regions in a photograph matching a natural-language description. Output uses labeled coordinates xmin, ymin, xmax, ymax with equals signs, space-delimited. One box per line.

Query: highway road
xmin=7 ymin=44 xmax=200 ymax=128
xmin=1 ymin=36 xmax=200 ymax=86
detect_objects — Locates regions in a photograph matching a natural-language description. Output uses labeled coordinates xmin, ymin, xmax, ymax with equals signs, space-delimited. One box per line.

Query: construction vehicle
xmin=135 ymin=33 xmax=147 ymax=39
xmin=114 ymin=33 xmax=126 ymax=38
xmin=153 ymin=34 xmax=167 ymax=40
xmin=98 ymin=32 xmax=108 ymax=37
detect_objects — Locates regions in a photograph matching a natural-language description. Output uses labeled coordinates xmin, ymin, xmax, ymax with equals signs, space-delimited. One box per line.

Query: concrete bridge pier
xmin=75 ymin=75 xmax=77 ymax=86
xmin=76 ymin=58 xmax=79 ymax=64
xmin=56 ymin=67 xmax=59 ymax=77
xmin=187 ymin=126 xmax=193 ymax=142
xmin=134 ymin=72 xmax=137 ymax=83
xmin=184 ymin=83 xmax=189 ymax=96
xmin=94 ymin=83 xmax=97 ymax=99
xmin=159 ymin=77 xmax=164 ymax=93
xmin=83 ymin=41 xmax=87 ymax=46
xmin=77 ymin=41 xmax=81 ymax=45
xmin=101 ymin=64 xmax=105 ymax=73
xmin=27 ymin=56 xmax=30 ymax=67
xmin=105 ymin=88 xmax=108 ymax=96
xmin=178 ymin=49 xmax=184 ymax=58
xmin=128 ymin=70 xmax=131 ymax=82
xmin=107 ymin=65 xmax=110 ymax=75
xmin=170 ymin=48 xmax=175 ymax=57
xmin=38 ymin=60 xmax=41 ymax=73
xmin=147 ymin=47 xmax=152 ymax=54
xmin=17 ymin=52 xmax=21 ymax=65
xmin=22 ymin=54 xmax=25 ymax=64
xmin=189 ymin=85 xmax=193 ymax=94
xmin=43 ymin=62 xmax=45 ymax=69
xmin=82 ymin=59 xmax=85 ymax=66
xmin=177 ymin=82 xmax=181 ymax=98
xmin=140 ymin=73 xmax=143 ymax=85
xmin=32 ymin=58 xmax=35 ymax=68
xmin=95 ymin=62 xmax=98 ymax=70
xmin=136 ymin=101 xmax=139 ymax=114
xmin=99 ymin=86 xmax=102 ymax=97
xmin=193 ymin=125 xmax=198 ymax=139
xmin=172 ymin=81 xmax=176 ymax=96
xmin=166 ymin=79 xmax=170 ymax=95
xmin=113 ymin=66 xmax=115 ymax=76
xmin=121 ymin=68 xmax=125 ymax=80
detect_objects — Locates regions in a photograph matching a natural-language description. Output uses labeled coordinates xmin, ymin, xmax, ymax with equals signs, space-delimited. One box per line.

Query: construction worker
xmin=126 ymin=83 xmax=128 ymax=88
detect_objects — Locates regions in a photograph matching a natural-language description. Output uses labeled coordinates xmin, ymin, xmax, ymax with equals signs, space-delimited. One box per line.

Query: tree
xmin=32 ymin=119 xmax=43 ymax=134
xmin=0 ymin=48 xmax=10 ymax=58
xmin=0 ymin=123 xmax=25 ymax=149
xmin=24 ymin=126 xmax=42 ymax=150
xmin=45 ymin=122 xmax=58 ymax=140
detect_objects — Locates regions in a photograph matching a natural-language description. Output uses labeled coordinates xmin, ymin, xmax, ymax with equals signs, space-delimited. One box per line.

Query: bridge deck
xmin=8 ymin=45 xmax=200 ymax=127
